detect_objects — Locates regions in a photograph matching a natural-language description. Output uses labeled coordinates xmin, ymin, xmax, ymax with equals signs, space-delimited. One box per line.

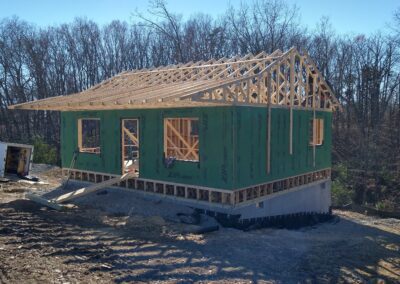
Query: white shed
xmin=0 ymin=142 xmax=34 ymax=178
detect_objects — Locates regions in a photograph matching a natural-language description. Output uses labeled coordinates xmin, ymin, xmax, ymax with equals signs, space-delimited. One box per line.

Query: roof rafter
xmin=9 ymin=48 xmax=340 ymax=112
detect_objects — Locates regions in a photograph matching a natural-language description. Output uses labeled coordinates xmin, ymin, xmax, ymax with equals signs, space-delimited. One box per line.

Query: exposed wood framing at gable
xmin=189 ymin=48 xmax=339 ymax=111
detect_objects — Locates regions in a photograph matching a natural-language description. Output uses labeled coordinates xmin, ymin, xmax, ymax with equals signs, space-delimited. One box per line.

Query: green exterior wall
xmin=233 ymin=107 xmax=332 ymax=189
xmin=61 ymin=107 xmax=235 ymax=189
xmin=61 ymin=106 xmax=332 ymax=190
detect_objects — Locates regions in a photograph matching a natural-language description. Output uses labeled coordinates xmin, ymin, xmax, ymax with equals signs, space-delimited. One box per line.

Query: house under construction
xmin=10 ymin=47 xmax=340 ymax=225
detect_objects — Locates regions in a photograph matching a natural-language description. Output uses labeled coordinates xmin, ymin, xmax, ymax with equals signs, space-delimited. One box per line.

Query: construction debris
xmin=26 ymin=171 xmax=137 ymax=210
xmin=54 ymin=172 xmax=136 ymax=203
xmin=25 ymin=193 xmax=63 ymax=211
xmin=18 ymin=175 xmax=39 ymax=182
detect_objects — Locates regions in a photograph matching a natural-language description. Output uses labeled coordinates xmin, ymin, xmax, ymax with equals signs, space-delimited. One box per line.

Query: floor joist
xmin=61 ymin=168 xmax=331 ymax=207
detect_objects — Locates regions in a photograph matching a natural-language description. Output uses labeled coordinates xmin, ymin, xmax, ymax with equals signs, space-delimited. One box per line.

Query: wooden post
xmin=77 ymin=119 xmax=82 ymax=151
xmin=246 ymin=79 xmax=251 ymax=103
xmin=275 ymin=63 xmax=280 ymax=105
xmin=289 ymin=52 xmax=295 ymax=155
xmin=312 ymin=74 xmax=317 ymax=168
xmin=257 ymin=74 xmax=262 ymax=103
xmin=163 ymin=118 xmax=167 ymax=158
xmin=121 ymin=120 xmax=125 ymax=174
xmin=266 ymin=70 xmax=272 ymax=174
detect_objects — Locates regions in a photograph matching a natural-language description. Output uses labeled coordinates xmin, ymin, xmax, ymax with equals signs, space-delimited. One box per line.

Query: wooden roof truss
xmin=189 ymin=48 xmax=339 ymax=110
xmin=9 ymin=47 xmax=340 ymax=111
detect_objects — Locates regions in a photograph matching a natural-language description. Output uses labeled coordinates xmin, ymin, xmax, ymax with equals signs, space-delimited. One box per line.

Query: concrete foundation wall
xmin=178 ymin=179 xmax=332 ymax=219
xmin=232 ymin=180 xmax=331 ymax=219
xmin=72 ymin=178 xmax=332 ymax=221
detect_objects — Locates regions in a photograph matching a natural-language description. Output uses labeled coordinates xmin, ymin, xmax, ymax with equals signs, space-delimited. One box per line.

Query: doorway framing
xmin=121 ymin=118 xmax=140 ymax=176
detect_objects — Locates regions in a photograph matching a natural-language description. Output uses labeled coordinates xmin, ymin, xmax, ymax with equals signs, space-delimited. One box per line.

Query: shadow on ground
xmin=0 ymin=199 xmax=399 ymax=283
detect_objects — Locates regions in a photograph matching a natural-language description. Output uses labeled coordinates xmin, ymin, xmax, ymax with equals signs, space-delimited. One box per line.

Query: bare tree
xmin=225 ymin=0 xmax=303 ymax=54
xmin=0 ymin=1 xmax=399 ymax=207
xmin=134 ymin=0 xmax=185 ymax=63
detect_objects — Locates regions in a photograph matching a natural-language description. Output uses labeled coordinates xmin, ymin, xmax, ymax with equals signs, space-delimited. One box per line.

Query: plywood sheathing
xmin=9 ymin=48 xmax=340 ymax=111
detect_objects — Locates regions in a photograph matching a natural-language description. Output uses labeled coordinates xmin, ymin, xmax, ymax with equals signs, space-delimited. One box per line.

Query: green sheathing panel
xmin=233 ymin=106 xmax=332 ymax=189
xmin=60 ymin=107 xmax=234 ymax=189
xmin=60 ymin=106 xmax=332 ymax=191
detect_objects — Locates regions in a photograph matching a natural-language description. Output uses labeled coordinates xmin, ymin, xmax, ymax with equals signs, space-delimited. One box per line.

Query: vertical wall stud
xmin=289 ymin=52 xmax=295 ymax=155
xmin=266 ymin=70 xmax=272 ymax=174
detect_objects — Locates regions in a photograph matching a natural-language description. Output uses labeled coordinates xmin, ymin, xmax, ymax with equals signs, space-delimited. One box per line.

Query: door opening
xmin=121 ymin=119 xmax=140 ymax=175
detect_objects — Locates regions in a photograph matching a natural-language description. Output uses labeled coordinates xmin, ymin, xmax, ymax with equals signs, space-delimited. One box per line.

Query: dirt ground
xmin=0 ymin=165 xmax=399 ymax=283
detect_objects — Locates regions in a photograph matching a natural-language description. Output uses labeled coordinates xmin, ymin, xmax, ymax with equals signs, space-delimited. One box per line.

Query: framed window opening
xmin=309 ymin=118 xmax=324 ymax=146
xmin=164 ymin=117 xmax=199 ymax=162
xmin=78 ymin=118 xmax=101 ymax=154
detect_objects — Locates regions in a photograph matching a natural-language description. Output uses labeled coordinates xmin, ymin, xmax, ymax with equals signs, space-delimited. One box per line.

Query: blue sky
xmin=0 ymin=0 xmax=399 ymax=34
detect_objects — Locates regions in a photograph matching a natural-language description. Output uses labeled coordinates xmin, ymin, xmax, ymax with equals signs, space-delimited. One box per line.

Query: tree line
xmin=0 ymin=0 xmax=399 ymax=208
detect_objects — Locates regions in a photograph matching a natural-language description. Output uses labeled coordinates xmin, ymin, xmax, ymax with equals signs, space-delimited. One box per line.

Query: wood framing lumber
xmin=61 ymin=168 xmax=331 ymax=207
xmin=123 ymin=127 xmax=139 ymax=145
xmin=26 ymin=193 xmax=64 ymax=211
xmin=267 ymin=71 xmax=272 ymax=174
xmin=164 ymin=119 xmax=199 ymax=160
xmin=289 ymin=52 xmax=295 ymax=155
xmin=54 ymin=171 xmax=137 ymax=203
xmin=312 ymin=74 xmax=317 ymax=168
xmin=8 ymin=47 xmax=340 ymax=112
